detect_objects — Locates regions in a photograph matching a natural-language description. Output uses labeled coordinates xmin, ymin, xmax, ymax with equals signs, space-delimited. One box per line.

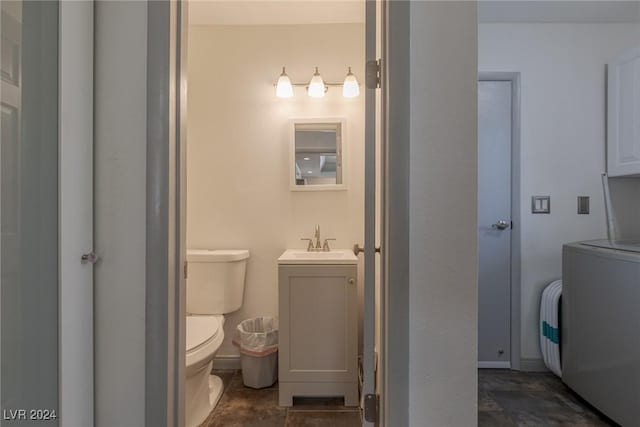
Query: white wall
xmin=187 ymin=24 xmax=365 ymax=360
xmin=94 ymin=1 xmax=147 ymax=425
xmin=409 ymin=2 xmax=478 ymax=425
xmin=479 ymin=22 xmax=640 ymax=362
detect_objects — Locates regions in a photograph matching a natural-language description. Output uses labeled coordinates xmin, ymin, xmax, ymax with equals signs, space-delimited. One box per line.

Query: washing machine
xmin=562 ymin=240 xmax=640 ymax=426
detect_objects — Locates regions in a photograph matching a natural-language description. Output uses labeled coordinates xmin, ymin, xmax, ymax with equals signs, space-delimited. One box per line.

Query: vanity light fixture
xmin=276 ymin=67 xmax=294 ymax=98
xmin=307 ymin=67 xmax=326 ymax=98
xmin=303 ymin=157 xmax=311 ymax=161
xmin=274 ymin=66 xmax=360 ymax=98
xmin=342 ymin=67 xmax=360 ymax=98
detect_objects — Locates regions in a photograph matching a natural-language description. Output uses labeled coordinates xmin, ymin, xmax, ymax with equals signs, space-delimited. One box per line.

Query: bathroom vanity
xmin=277 ymin=249 xmax=358 ymax=407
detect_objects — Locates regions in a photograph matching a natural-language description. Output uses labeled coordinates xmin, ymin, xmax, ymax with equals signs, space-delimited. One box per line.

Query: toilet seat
xmin=186 ymin=315 xmax=222 ymax=353
xmin=186 ymin=314 xmax=224 ymax=375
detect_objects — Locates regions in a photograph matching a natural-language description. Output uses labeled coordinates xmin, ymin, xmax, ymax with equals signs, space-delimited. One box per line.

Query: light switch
xmin=532 ymin=196 xmax=551 ymax=214
xmin=577 ymin=196 xmax=590 ymax=214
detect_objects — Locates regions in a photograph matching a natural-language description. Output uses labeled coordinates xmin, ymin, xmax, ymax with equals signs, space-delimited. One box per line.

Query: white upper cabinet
xmin=608 ymin=46 xmax=640 ymax=177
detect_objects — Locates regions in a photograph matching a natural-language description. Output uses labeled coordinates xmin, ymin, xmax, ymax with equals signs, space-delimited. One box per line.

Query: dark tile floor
xmin=479 ymin=369 xmax=618 ymax=427
xmin=200 ymin=370 xmax=361 ymax=427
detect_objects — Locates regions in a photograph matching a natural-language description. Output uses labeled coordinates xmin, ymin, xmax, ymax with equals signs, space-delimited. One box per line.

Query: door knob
xmin=353 ymin=243 xmax=381 ymax=256
xmin=81 ymin=251 xmax=99 ymax=264
xmin=492 ymin=220 xmax=510 ymax=230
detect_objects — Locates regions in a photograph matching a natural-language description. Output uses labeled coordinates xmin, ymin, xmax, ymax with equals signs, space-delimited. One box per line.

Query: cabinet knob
xmin=348 ymin=278 xmax=355 ymax=285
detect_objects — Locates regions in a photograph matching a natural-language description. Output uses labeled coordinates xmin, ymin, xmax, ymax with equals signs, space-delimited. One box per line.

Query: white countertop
xmin=277 ymin=249 xmax=358 ymax=265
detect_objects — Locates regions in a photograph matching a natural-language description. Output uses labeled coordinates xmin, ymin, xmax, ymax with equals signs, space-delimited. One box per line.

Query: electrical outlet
xmin=578 ymin=196 xmax=590 ymax=214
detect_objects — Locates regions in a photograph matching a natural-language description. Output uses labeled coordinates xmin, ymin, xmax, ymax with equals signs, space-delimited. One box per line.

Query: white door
xmin=478 ymin=80 xmax=512 ymax=369
xmin=362 ymin=0 xmax=385 ymax=425
xmin=59 ymin=1 xmax=94 ymax=425
xmin=0 ymin=1 xmax=94 ymax=425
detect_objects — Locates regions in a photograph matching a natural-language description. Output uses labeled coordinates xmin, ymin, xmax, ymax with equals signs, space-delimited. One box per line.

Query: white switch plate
xmin=532 ymin=196 xmax=551 ymax=214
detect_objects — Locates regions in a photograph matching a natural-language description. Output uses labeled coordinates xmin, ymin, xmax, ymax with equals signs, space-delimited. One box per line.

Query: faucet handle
xmin=301 ymin=238 xmax=314 ymax=252
xmin=322 ymin=238 xmax=336 ymax=252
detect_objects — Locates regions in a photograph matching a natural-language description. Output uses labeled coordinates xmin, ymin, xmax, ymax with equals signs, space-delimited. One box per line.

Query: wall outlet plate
xmin=577 ymin=196 xmax=590 ymax=214
xmin=531 ymin=196 xmax=551 ymax=214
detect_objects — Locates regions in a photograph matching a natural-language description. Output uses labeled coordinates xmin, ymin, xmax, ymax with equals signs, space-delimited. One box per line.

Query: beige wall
xmin=479 ymin=22 xmax=640 ymax=364
xmin=187 ymin=24 xmax=365 ymax=360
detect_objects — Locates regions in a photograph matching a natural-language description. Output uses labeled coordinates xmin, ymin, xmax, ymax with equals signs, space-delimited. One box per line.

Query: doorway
xmin=174 ymin=1 xmax=386 ymax=426
xmin=477 ymin=73 xmax=521 ymax=370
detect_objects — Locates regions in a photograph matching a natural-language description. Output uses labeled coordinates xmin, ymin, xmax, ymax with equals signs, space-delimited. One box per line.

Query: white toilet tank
xmin=186 ymin=249 xmax=250 ymax=315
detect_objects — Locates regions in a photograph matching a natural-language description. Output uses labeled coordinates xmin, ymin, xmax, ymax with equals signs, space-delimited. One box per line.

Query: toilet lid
xmin=186 ymin=316 xmax=221 ymax=352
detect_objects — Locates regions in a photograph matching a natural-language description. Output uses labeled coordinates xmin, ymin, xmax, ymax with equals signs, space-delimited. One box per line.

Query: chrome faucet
xmin=301 ymin=225 xmax=336 ymax=252
xmin=314 ymin=225 xmax=321 ymax=250
xmin=301 ymin=238 xmax=314 ymax=252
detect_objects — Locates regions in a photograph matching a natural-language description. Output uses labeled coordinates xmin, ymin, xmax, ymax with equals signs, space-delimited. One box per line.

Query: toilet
xmin=185 ymin=249 xmax=250 ymax=427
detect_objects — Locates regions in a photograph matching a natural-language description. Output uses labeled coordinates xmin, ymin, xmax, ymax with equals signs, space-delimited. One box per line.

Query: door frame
xmin=145 ymin=1 xmax=187 ymax=426
xmin=384 ymin=1 xmax=410 ymax=426
xmin=478 ymin=72 xmax=521 ymax=370
xmin=144 ymin=1 xmax=411 ymax=425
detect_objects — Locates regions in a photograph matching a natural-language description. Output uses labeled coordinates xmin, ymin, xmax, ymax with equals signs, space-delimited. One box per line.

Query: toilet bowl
xmin=186 ymin=314 xmax=225 ymax=427
xmin=184 ymin=249 xmax=249 ymax=427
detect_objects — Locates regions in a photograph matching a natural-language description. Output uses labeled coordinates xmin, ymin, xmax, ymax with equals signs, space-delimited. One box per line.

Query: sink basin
xmin=293 ymin=252 xmax=345 ymax=259
xmin=278 ymin=249 xmax=358 ymax=265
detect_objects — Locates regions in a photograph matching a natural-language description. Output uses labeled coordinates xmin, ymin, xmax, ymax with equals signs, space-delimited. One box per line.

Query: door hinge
xmin=183 ymin=261 xmax=188 ymax=280
xmin=364 ymin=393 xmax=380 ymax=423
xmin=366 ymin=59 xmax=382 ymax=89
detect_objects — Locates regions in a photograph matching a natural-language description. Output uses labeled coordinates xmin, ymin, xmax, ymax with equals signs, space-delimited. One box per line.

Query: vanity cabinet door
xmin=608 ymin=46 xmax=640 ymax=177
xmin=278 ymin=265 xmax=358 ymax=384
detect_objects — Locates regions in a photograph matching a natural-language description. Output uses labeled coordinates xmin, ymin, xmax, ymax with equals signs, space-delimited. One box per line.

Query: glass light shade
xmin=342 ymin=68 xmax=360 ymax=98
xmin=307 ymin=67 xmax=326 ymax=98
xmin=276 ymin=68 xmax=294 ymax=98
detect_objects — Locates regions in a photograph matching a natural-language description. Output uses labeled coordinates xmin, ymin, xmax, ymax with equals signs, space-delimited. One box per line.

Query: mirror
xmin=290 ymin=120 xmax=345 ymax=191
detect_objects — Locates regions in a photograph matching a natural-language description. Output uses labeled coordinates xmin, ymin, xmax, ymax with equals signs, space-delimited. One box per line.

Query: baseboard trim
xmin=478 ymin=361 xmax=511 ymax=369
xmin=519 ymin=358 xmax=549 ymax=372
xmin=212 ymin=355 xmax=241 ymax=370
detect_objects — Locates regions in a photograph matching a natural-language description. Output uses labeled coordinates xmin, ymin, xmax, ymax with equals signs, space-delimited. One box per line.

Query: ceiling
xmin=188 ymin=1 xmax=640 ymax=27
xmin=189 ymin=0 xmax=365 ymax=26
xmin=479 ymin=0 xmax=640 ymax=23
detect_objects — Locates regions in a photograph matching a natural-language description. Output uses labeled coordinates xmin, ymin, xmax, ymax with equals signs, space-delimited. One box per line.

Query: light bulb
xmin=342 ymin=67 xmax=360 ymax=98
xmin=307 ymin=67 xmax=326 ymax=98
xmin=276 ymin=67 xmax=294 ymax=98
